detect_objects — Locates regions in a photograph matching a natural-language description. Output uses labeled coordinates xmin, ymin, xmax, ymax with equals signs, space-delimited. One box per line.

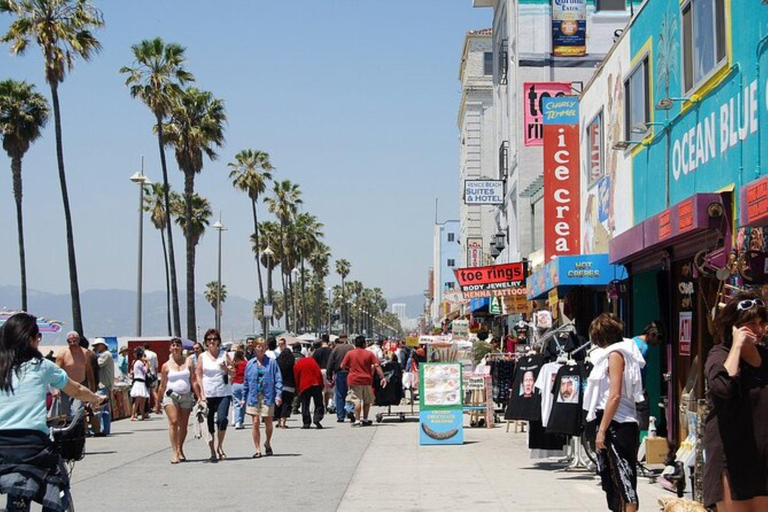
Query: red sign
xmin=658 ymin=210 xmax=672 ymax=240
xmin=523 ymin=82 xmax=572 ymax=146
xmin=454 ymin=262 xmax=527 ymax=299
xmin=466 ymin=237 xmax=483 ymax=267
xmin=543 ymin=122 xmax=580 ymax=260
xmin=678 ymin=199 xmax=694 ymax=233
xmin=746 ymin=178 xmax=768 ymax=224
xmin=679 ymin=312 xmax=692 ymax=356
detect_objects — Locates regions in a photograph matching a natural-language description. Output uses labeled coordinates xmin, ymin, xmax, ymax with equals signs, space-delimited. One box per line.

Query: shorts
xmin=162 ymin=391 xmax=195 ymax=410
xmin=246 ymin=393 xmax=274 ymax=418
xmin=347 ymin=385 xmax=374 ymax=405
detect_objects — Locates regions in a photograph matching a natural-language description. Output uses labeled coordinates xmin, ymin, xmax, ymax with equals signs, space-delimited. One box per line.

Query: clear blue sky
xmin=0 ymin=1 xmax=490 ymax=308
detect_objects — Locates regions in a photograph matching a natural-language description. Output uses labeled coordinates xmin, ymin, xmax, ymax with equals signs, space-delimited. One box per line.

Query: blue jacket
xmin=243 ymin=356 xmax=283 ymax=406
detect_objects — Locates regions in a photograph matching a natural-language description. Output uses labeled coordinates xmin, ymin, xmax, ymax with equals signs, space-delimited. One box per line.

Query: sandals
xmin=217 ymin=450 xmax=227 ymax=460
xmin=252 ymin=452 xmax=262 ymax=459
xmin=264 ymin=444 xmax=273 ymax=456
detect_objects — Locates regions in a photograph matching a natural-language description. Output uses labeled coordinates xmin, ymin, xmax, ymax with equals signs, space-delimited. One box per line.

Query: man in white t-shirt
xmin=367 ymin=340 xmax=384 ymax=362
xmin=143 ymin=344 xmax=160 ymax=413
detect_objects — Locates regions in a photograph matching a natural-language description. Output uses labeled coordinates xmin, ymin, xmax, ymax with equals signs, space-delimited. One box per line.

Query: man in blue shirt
xmin=633 ymin=321 xmax=662 ymax=431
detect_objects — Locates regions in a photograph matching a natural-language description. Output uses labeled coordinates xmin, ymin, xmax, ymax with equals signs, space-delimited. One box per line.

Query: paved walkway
xmin=61 ymin=407 xmax=670 ymax=511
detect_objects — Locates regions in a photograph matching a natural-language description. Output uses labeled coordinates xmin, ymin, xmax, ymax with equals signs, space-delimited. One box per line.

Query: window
xmin=597 ymin=0 xmax=626 ymax=11
xmin=682 ymin=0 xmax=726 ymax=93
xmin=499 ymin=39 xmax=508 ymax=85
xmin=447 ymin=259 xmax=456 ymax=267
xmin=483 ymin=52 xmax=493 ymax=76
xmin=447 ymin=233 xmax=455 ymax=242
xmin=499 ymin=141 xmax=509 ymax=179
xmin=444 ymin=282 xmax=455 ymax=291
xmin=624 ymin=57 xmax=649 ymax=140
xmin=587 ymin=112 xmax=604 ymax=186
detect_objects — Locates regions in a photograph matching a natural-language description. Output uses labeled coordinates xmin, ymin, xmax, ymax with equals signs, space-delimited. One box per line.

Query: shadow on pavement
xmin=85 ymin=451 xmax=117 ymax=455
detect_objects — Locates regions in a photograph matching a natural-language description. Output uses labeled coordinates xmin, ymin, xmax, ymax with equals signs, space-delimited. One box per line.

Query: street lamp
xmin=212 ymin=219 xmax=226 ymax=333
xmin=130 ymin=162 xmax=151 ymax=337
xmin=262 ymin=247 xmax=275 ymax=340
xmin=327 ymin=286 xmax=332 ymax=335
xmin=292 ymin=268 xmax=300 ymax=333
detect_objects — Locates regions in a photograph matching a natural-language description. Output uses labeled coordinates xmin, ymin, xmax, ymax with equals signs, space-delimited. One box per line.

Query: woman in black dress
xmin=704 ymin=291 xmax=768 ymax=511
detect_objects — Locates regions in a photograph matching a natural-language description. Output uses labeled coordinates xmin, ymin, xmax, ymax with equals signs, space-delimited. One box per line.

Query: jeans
xmin=232 ymin=383 xmax=246 ymax=426
xmin=97 ymin=388 xmax=111 ymax=436
xmin=300 ymin=385 xmax=325 ymax=426
xmin=5 ymin=493 xmax=62 ymax=512
xmin=334 ymin=371 xmax=354 ymax=421
xmin=206 ymin=396 xmax=231 ymax=433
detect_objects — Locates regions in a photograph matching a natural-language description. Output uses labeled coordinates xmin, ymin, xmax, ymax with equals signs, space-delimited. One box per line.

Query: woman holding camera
xmin=158 ymin=338 xmax=199 ymax=464
xmin=196 ymin=328 xmax=233 ymax=462
xmin=704 ymin=291 xmax=768 ymax=511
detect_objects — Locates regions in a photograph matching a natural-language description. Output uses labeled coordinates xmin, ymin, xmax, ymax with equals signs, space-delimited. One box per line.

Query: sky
xmin=0 ymin=1 xmax=491 ymax=310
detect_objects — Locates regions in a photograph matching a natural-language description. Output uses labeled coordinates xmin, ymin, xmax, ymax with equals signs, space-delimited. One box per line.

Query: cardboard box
xmin=645 ymin=437 xmax=669 ymax=464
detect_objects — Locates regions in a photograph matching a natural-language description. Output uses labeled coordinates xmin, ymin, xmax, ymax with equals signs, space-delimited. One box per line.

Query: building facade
xmin=391 ymin=303 xmax=407 ymax=322
xmin=431 ymin=220 xmax=461 ymax=324
xmin=458 ymin=29 xmax=497 ymax=268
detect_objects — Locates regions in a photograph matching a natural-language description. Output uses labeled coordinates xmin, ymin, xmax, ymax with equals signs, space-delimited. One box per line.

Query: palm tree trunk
xmin=251 ymin=199 xmax=266 ymax=333
xmin=341 ymin=277 xmax=346 ymax=333
xmin=184 ymin=171 xmax=196 ymax=340
xmin=300 ymin=259 xmax=307 ymax=333
xmin=160 ymin=229 xmax=171 ymax=336
xmin=282 ymin=271 xmax=289 ymax=331
xmin=288 ymin=270 xmax=296 ymax=333
xmin=11 ymin=155 xmax=27 ymax=312
xmin=266 ymin=264 xmax=273 ymax=333
xmin=50 ymin=83 xmax=83 ymax=334
xmin=156 ymin=116 xmax=182 ymax=337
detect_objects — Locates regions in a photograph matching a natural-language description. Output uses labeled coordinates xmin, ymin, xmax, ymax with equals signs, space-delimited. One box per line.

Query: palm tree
xmin=120 ymin=37 xmax=194 ymax=337
xmin=204 ymin=280 xmax=227 ymax=318
xmin=0 ymin=79 xmax=49 ymax=312
xmin=164 ymin=87 xmax=226 ymax=340
xmin=266 ymin=179 xmax=302 ymax=331
xmin=169 ymin=191 xmax=214 ymax=340
xmin=1 ymin=0 xmax=104 ymax=335
xmin=228 ymin=149 xmax=273 ymax=326
xmin=143 ymin=182 xmax=172 ymax=335
xmin=254 ymin=220 xmax=282 ymax=327
xmin=309 ymin=242 xmax=330 ymax=334
xmin=335 ymin=259 xmax=351 ymax=331
xmin=292 ymin=212 xmax=323 ymax=332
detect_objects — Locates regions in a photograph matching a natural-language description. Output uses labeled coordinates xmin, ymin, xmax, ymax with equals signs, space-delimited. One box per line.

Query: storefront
xmin=526 ymin=253 xmax=628 ymax=337
xmin=609 ymin=192 xmax=732 ymax=446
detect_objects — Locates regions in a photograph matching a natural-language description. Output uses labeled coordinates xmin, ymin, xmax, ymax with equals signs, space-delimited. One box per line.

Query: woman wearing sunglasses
xmin=704 ymin=291 xmax=768 ymax=511
xmin=196 ymin=329 xmax=233 ymax=462
xmin=158 ymin=338 xmax=199 ymax=464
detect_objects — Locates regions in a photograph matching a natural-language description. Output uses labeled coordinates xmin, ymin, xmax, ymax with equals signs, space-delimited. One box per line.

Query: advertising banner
xmin=552 ymin=0 xmax=587 ymax=57
xmin=464 ymin=180 xmax=504 ymax=205
xmin=523 ymin=82 xmax=572 ymax=146
xmin=466 ymin=237 xmax=483 ymax=267
xmin=543 ymin=96 xmax=581 ymax=261
xmin=679 ymin=312 xmax=692 ymax=356
xmin=453 ymin=262 xmax=528 ymax=299
xmin=419 ymin=363 xmax=464 ymax=446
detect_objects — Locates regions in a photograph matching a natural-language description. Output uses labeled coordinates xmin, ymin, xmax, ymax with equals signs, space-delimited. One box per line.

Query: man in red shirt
xmin=341 ymin=335 xmax=386 ymax=426
xmin=293 ymin=355 xmax=325 ymax=429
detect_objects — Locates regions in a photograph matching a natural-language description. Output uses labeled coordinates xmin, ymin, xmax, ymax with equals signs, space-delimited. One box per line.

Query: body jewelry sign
xmin=543 ymin=96 xmax=581 ymax=261
xmin=453 ymin=262 xmax=527 ymax=299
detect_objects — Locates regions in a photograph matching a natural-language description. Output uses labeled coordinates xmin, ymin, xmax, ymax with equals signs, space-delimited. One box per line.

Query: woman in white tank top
xmin=196 ymin=329 xmax=234 ymax=461
xmin=157 ymin=338 xmax=199 ymax=464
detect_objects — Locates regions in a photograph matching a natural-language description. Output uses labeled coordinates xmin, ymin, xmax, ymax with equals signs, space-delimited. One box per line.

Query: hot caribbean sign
xmin=453 ymin=262 xmax=528 ymax=299
xmin=543 ymin=96 xmax=581 ymax=261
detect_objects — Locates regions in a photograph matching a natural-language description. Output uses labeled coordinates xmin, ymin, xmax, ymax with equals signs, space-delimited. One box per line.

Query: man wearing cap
xmin=326 ymin=334 xmax=355 ymax=423
xmin=92 ymin=338 xmax=114 ymax=436
xmin=54 ymin=331 xmax=96 ymax=419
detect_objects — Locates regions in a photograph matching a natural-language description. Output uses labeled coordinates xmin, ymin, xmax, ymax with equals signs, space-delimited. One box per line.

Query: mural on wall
xmin=583 ymin=64 xmax=624 ymax=255
xmin=654 ymin=9 xmax=679 ymax=101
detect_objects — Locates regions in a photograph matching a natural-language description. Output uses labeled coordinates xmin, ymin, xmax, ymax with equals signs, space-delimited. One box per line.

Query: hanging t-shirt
xmin=504 ymin=354 xmax=544 ymax=421
xmin=547 ymin=363 xmax=587 ymax=436
xmin=535 ymin=362 xmax=563 ymax=427
xmin=528 ymin=419 xmax=567 ymax=453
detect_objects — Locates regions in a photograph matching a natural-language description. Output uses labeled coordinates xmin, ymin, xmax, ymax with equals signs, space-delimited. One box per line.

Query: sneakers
xmin=337 ymin=418 xmax=345 ymax=423
xmin=361 ymin=419 xmax=373 ymax=426
xmin=235 ymin=423 xmax=244 ymax=430
xmin=351 ymin=421 xmax=362 ymax=427
xmin=347 ymin=412 xmax=356 ymax=422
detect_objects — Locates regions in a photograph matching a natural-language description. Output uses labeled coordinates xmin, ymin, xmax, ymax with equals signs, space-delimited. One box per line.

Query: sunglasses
xmin=737 ymin=299 xmax=766 ymax=311
xmin=205 ymin=337 xmax=220 ymax=342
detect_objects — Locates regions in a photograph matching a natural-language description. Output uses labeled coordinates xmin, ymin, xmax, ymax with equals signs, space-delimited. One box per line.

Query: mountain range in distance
xmin=0 ymin=286 xmax=425 ymax=344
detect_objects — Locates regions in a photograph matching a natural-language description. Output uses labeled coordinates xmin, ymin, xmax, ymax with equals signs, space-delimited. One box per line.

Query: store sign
xmin=467 ymin=237 xmax=483 ymax=267
xmin=523 ymin=82 xmax=572 ymax=146
xmin=405 ymin=336 xmax=420 ymax=348
xmin=679 ymin=312 xmax=692 ymax=356
xmin=740 ymin=175 xmax=768 ymax=227
xmin=419 ymin=363 xmax=464 ymax=445
xmin=552 ymin=0 xmax=586 ymax=57
xmin=502 ymin=294 xmax=531 ymax=315
xmin=454 ymin=262 xmax=528 ymax=299
xmin=464 ymin=180 xmax=504 ymax=205
xmin=543 ymin=96 xmax=581 ymax=261
xmin=526 ymin=254 xmax=627 ymax=299
xmin=452 ymin=320 xmax=469 ymax=337
xmin=678 ymin=199 xmax=694 ymax=233
xmin=489 ymin=297 xmax=502 ymax=315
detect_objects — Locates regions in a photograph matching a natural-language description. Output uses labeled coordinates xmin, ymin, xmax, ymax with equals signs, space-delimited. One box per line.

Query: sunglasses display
xmin=737 ymin=299 xmax=766 ymax=312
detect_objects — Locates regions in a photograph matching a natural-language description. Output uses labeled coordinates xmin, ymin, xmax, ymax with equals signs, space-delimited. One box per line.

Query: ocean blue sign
xmin=527 ymin=254 xmax=627 ymax=299
xmin=542 ymin=96 xmax=579 ymax=126
xmin=419 ymin=409 xmax=464 ymax=446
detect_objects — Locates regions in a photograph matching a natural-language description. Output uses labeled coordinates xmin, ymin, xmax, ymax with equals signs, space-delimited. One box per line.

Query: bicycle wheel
xmin=581 ymin=431 xmax=597 ymax=466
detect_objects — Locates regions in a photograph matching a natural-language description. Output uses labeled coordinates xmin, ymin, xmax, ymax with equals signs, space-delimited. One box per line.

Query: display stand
xmin=463 ymin=373 xmax=494 ymax=428
xmin=419 ymin=363 xmax=464 ymax=445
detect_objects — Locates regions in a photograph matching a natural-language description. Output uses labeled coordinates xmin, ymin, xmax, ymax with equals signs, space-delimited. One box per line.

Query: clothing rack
xmin=569 ymin=340 xmax=592 ymax=358
xmin=533 ymin=321 xmax=575 ymax=354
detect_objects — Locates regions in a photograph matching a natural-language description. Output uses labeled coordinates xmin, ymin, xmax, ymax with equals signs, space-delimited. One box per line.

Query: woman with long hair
xmin=584 ymin=313 xmax=646 ymax=512
xmin=157 ymin=338 xmax=199 ymax=464
xmin=275 ymin=345 xmax=296 ymax=428
xmin=704 ymin=291 xmax=768 ymax=511
xmin=242 ymin=338 xmax=282 ymax=458
xmin=196 ymin=328 xmax=233 ymax=461
xmin=0 ymin=313 xmax=106 ymax=511
xmin=231 ymin=348 xmax=247 ymax=430
xmin=130 ymin=347 xmax=150 ymax=421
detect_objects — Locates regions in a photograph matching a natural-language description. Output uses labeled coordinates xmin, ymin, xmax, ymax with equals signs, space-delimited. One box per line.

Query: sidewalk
xmin=338 ymin=409 xmax=669 ymax=511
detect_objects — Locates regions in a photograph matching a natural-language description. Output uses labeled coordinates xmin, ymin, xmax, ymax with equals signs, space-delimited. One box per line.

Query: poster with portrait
xmin=556 ymin=375 xmax=580 ymax=404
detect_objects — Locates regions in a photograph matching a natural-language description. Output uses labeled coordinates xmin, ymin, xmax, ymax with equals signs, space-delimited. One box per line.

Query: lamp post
xmin=262 ymin=247 xmax=274 ymax=340
xmin=327 ymin=287 xmax=332 ymax=334
xmin=212 ymin=219 xmax=226 ymax=333
xmin=291 ymin=268 xmax=300 ymax=334
xmin=130 ymin=163 xmax=151 ymax=337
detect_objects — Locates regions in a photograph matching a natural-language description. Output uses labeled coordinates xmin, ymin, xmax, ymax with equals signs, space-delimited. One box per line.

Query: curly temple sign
xmin=542 ymin=96 xmax=580 ymax=261
xmin=453 ymin=262 xmax=527 ymax=299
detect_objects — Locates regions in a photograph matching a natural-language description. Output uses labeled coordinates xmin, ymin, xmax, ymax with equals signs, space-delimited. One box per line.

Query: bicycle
xmin=47 ymin=402 xmax=95 ymax=512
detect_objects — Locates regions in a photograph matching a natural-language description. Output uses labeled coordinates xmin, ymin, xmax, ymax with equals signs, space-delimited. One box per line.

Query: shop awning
xmin=526 ymin=254 xmax=627 ymax=300
xmin=470 ymin=297 xmax=490 ymax=313
xmin=740 ymin=176 xmax=768 ymax=227
xmin=610 ymin=192 xmax=731 ymax=265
